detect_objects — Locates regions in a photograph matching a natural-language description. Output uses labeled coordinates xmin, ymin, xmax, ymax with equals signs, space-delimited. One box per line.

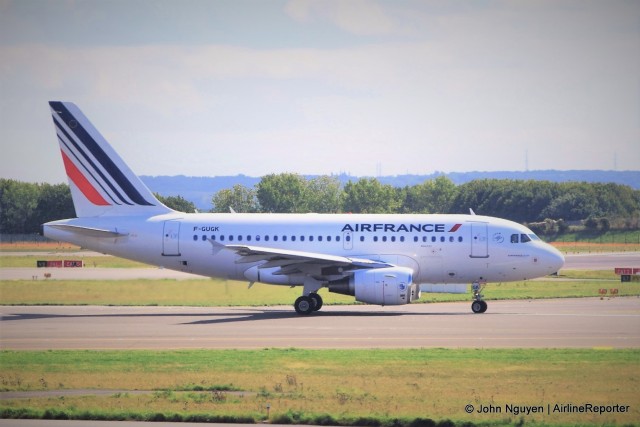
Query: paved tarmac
xmin=1 ymin=297 xmax=638 ymax=350
xmin=563 ymin=252 xmax=639 ymax=270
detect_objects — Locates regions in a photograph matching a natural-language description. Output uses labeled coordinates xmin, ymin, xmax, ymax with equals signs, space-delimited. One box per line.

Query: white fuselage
xmin=44 ymin=212 xmax=565 ymax=287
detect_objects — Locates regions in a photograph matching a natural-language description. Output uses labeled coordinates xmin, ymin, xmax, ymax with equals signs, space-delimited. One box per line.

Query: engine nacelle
xmin=328 ymin=267 xmax=419 ymax=305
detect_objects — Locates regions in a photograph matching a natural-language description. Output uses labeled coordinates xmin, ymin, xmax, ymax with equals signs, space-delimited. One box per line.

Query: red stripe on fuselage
xmin=449 ymin=223 xmax=462 ymax=232
xmin=61 ymin=150 xmax=110 ymax=206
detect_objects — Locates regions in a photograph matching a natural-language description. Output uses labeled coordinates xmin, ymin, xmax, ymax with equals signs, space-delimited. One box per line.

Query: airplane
xmin=42 ymin=101 xmax=565 ymax=315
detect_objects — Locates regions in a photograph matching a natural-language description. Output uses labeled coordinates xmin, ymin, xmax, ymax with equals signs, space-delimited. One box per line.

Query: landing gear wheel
xmin=294 ymin=296 xmax=314 ymax=315
xmin=309 ymin=293 xmax=323 ymax=311
xmin=471 ymin=280 xmax=488 ymax=314
xmin=471 ymin=300 xmax=488 ymax=314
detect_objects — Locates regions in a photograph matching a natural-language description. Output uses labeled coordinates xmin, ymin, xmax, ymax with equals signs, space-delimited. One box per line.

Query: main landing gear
xmin=294 ymin=293 xmax=323 ymax=315
xmin=294 ymin=278 xmax=324 ymax=315
xmin=471 ymin=281 xmax=488 ymax=314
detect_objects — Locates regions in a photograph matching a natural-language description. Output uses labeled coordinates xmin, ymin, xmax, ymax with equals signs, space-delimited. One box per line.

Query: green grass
xmin=0 ymin=274 xmax=638 ymax=306
xmin=1 ymin=348 xmax=638 ymax=425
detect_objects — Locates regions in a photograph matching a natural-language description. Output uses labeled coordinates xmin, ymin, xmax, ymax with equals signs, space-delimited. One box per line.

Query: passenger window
xmin=247 ymin=235 xmax=251 ymax=242
xmin=211 ymin=235 xmax=216 ymax=241
xmin=220 ymin=235 xmax=225 ymax=241
xmin=229 ymin=235 xmax=234 ymax=242
xmin=282 ymin=236 xmax=287 ymax=242
xmin=374 ymin=236 xmax=378 ymax=242
xmin=400 ymin=236 xmax=405 ymax=242
xmin=449 ymin=236 xmax=454 ymax=242
xmin=360 ymin=236 xmax=365 ymax=242
xmin=382 ymin=236 xmax=387 ymax=242
xmin=458 ymin=236 xmax=463 ymax=242
xmin=237 ymin=235 xmax=243 ymax=241
xmin=414 ymin=236 xmax=418 ymax=242
xmin=511 ymin=234 xmax=519 ymax=243
xmin=431 ymin=236 xmax=436 ymax=242
xmin=193 ymin=235 xmax=197 ymax=241
xmin=300 ymin=236 xmax=305 ymax=242
xmin=264 ymin=235 xmax=269 ymax=242
xmin=318 ymin=236 xmax=323 ymax=242
xmin=273 ymin=236 xmax=278 ymax=242
xmin=291 ymin=236 xmax=296 ymax=242
xmin=391 ymin=236 xmax=396 ymax=242
xmin=520 ymin=234 xmax=531 ymax=243
xmin=309 ymin=236 xmax=314 ymax=242
xmin=256 ymin=235 xmax=261 ymax=241
xmin=327 ymin=236 xmax=332 ymax=242
xmin=202 ymin=235 xmax=206 ymax=241
xmin=440 ymin=236 xmax=445 ymax=242
xmin=336 ymin=236 xmax=341 ymax=242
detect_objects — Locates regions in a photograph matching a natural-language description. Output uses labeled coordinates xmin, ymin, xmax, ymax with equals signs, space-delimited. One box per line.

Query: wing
xmin=208 ymin=239 xmax=391 ymax=281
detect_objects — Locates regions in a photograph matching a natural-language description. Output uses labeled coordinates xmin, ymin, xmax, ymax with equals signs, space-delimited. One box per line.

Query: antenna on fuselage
xmin=469 ymin=208 xmax=476 ymax=215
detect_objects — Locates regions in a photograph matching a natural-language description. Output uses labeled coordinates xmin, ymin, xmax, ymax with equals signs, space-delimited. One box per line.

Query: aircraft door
xmin=343 ymin=231 xmax=353 ymax=250
xmin=162 ymin=220 xmax=181 ymax=256
xmin=470 ymin=222 xmax=489 ymax=258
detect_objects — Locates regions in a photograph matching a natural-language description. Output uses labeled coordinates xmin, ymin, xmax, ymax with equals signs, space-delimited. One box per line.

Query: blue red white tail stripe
xmin=50 ymin=101 xmax=154 ymax=207
xmin=49 ymin=101 xmax=171 ymax=217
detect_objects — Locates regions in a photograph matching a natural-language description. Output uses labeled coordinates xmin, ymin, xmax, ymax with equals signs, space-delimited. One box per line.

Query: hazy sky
xmin=1 ymin=0 xmax=638 ymax=184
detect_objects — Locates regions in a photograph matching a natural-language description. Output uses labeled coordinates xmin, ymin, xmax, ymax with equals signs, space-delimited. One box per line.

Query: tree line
xmin=212 ymin=174 xmax=639 ymax=228
xmin=1 ymin=176 xmax=638 ymax=235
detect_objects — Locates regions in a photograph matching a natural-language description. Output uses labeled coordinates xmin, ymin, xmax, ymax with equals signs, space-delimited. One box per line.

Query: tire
xmin=294 ymin=296 xmax=314 ymax=315
xmin=309 ymin=293 xmax=323 ymax=311
xmin=471 ymin=300 xmax=484 ymax=314
xmin=479 ymin=300 xmax=488 ymax=313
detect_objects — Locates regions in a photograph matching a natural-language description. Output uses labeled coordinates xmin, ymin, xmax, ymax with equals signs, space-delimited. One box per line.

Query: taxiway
xmin=1 ymin=297 xmax=638 ymax=350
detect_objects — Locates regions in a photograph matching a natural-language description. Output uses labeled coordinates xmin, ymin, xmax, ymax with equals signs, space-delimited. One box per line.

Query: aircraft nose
xmin=545 ymin=245 xmax=565 ymax=273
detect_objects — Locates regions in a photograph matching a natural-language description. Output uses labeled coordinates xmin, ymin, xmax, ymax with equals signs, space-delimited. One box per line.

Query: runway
xmin=1 ymin=297 xmax=639 ymax=350
xmin=563 ymin=252 xmax=639 ymax=270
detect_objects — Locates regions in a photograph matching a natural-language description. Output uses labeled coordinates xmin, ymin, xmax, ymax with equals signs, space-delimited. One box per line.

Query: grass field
xmin=2 ymin=242 xmax=639 ymax=426
xmin=1 ymin=275 xmax=638 ymax=306
xmin=0 ymin=241 xmax=80 ymax=252
xmin=1 ymin=348 xmax=638 ymax=425
xmin=1 ymin=243 xmax=638 ymax=307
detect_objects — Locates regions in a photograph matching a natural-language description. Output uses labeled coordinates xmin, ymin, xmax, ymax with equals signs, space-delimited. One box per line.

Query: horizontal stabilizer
xmin=48 ymin=224 xmax=129 ymax=238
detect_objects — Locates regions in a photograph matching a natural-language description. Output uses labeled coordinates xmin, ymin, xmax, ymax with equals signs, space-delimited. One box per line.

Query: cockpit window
xmin=512 ymin=233 xmax=537 ymax=243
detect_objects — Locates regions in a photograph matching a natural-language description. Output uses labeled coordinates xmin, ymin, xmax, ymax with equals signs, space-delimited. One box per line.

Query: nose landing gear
xmin=471 ymin=281 xmax=488 ymax=313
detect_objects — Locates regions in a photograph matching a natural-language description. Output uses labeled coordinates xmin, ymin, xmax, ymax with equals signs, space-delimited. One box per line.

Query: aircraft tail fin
xmin=49 ymin=101 xmax=173 ymax=218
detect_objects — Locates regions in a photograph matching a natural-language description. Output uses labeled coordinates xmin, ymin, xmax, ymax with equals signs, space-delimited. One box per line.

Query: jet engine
xmin=328 ymin=267 xmax=419 ymax=305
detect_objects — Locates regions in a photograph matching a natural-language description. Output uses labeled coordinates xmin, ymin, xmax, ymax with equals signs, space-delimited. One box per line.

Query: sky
xmin=0 ymin=0 xmax=638 ymax=184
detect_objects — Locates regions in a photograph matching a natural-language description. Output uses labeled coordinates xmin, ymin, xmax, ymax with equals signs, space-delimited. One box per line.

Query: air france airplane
xmin=43 ymin=102 xmax=565 ymax=315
